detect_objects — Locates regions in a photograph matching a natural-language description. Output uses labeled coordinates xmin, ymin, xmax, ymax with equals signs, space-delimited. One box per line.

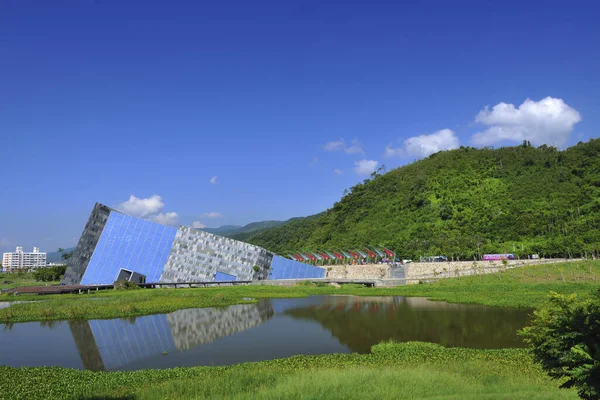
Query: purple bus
xmin=483 ymin=254 xmax=515 ymax=261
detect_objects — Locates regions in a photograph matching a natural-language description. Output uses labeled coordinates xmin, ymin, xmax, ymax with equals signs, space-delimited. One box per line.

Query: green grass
xmin=1 ymin=260 xmax=599 ymax=323
xmin=0 ymin=272 xmax=59 ymax=290
xmin=2 ymin=262 xmax=596 ymax=399
xmin=0 ymin=342 xmax=578 ymax=400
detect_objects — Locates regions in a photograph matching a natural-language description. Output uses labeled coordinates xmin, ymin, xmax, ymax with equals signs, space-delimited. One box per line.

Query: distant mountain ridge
xmin=201 ymin=220 xmax=285 ymax=237
xmin=46 ymin=247 xmax=76 ymax=264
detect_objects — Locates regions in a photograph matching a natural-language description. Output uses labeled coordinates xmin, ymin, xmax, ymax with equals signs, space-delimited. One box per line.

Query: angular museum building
xmin=62 ymin=203 xmax=325 ymax=285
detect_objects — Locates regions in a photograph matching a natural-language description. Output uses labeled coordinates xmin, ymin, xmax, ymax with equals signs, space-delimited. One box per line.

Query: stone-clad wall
xmin=160 ymin=226 xmax=273 ymax=282
xmin=166 ymin=302 xmax=274 ymax=350
xmin=325 ymin=265 xmax=389 ymax=279
xmin=403 ymin=259 xmax=576 ymax=283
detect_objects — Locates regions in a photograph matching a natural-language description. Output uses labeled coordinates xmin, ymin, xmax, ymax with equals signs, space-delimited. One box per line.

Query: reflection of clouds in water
xmin=166 ymin=302 xmax=274 ymax=350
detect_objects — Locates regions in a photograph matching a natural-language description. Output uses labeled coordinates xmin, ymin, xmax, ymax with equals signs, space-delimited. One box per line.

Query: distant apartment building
xmin=2 ymin=247 xmax=47 ymax=271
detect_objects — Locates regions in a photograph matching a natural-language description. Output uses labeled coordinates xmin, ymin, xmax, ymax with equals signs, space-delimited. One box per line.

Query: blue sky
xmin=1 ymin=0 xmax=599 ymax=253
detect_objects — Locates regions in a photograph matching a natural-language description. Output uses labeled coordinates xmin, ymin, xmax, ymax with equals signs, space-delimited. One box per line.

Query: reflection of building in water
xmin=167 ymin=302 xmax=274 ymax=350
xmin=68 ymin=302 xmax=273 ymax=371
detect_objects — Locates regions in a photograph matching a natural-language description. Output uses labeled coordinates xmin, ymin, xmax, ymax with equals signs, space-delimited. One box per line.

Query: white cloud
xmin=333 ymin=168 xmax=344 ymax=175
xmin=472 ymin=97 xmax=581 ymax=147
xmin=117 ymin=194 xmax=179 ymax=226
xmin=324 ymin=139 xmax=364 ymax=154
xmin=387 ymin=129 xmax=459 ymax=159
xmin=210 ymin=176 xmax=218 ymax=184
xmin=354 ymin=159 xmax=378 ymax=176
xmin=201 ymin=212 xmax=222 ymax=218
xmin=151 ymin=212 xmax=179 ymax=226
xmin=308 ymin=156 xmax=319 ymax=167
xmin=192 ymin=221 xmax=207 ymax=229
xmin=324 ymin=139 xmax=345 ymax=151
xmin=0 ymin=238 xmax=10 ymax=247
xmin=118 ymin=195 xmax=164 ymax=218
xmin=344 ymin=139 xmax=364 ymax=154
xmin=384 ymin=144 xmax=403 ymax=158
xmin=405 ymin=129 xmax=459 ymax=158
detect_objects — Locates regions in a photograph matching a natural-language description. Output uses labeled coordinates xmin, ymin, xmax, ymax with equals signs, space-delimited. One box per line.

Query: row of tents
xmin=286 ymin=247 xmax=396 ymax=264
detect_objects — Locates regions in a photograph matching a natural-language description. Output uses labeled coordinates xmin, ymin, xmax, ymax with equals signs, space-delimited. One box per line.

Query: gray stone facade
xmin=160 ymin=226 xmax=273 ymax=282
xmin=61 ymin=203 xmax=112 ymax=285
xmin=166 ymin=302 xmax=274 ymax=350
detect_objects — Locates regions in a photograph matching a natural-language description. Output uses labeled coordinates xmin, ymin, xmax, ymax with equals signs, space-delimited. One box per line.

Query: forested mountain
xmin=202 ymin=220 xmax=285 ymax=237
xmin=241 ymin=139 xmax=600 ymax=259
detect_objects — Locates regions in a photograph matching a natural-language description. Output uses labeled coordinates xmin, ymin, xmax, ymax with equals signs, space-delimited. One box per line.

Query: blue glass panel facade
xmin=80 ymin=212 xmax=178 ymax=285
xmin=268 ymin=255 xmax=326 ymax=280
xmin=215 ymin=271 xmax=237 ymax=281
xmin=89 ymin=314 xmax=175 ymax=371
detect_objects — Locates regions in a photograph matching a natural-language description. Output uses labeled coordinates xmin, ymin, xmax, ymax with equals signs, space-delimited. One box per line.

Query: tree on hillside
xmin=58 ymin=247 xmax=73 ymax=261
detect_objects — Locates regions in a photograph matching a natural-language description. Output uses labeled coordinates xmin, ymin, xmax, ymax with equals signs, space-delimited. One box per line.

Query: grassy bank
xmin=0 ymin=342 xmax=577 ymax=400
xmin=0 ymin=272 xmax=59 ymax=290
xmin=1 ymin=260 xmax=599 ymax=323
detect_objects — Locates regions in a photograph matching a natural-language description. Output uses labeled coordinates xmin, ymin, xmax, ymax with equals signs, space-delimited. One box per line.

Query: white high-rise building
xmin=2 ymin=247 xmax=47 ymax=271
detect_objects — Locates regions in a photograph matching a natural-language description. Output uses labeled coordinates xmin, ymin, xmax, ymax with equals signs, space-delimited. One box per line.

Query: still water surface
xmin=0 ymin=296 xmax=529 ymax=371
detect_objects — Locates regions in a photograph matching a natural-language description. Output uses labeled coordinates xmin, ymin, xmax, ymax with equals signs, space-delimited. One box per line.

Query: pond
xmin=0 ymin=296 xmax=530 ymax=371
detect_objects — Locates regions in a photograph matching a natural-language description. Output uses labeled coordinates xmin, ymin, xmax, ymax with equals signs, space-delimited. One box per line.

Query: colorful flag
xmin=318 ymin=252 xmax=330 ymax=260
xmin=304 ymin=253 xmax=316 ymax=261
xmin=373 ymin=247 xmax=385 ymax=257
xmin=347 ymin=250 xmax=360 ymax=259
xmin=332 ymin=251 xmax=344 ymax=259
xmin=383 ymin=247 xmax=395 ymax=258
xmin=311 ymin=252 xmax=323 ymax=260
xmin=340 ymin=250 xmax=352 ymax=259
xmin=364 ymin=248 xmax=376 ymax=258
xmin=355 ymin=249 xmax=368 ymax=258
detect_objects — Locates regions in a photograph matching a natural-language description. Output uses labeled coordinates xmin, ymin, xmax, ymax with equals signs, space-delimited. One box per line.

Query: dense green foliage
xmin=521 ymin=291 xmax=600 ymax=399
xmin=0 ymin=342 xmax=577 ymax=400
xmin=241 ymin=139 xmax=600 ymax=259
xmin=33 ymin=265 xmax=67 ymax=282
xmin=1 ymin=261 xmax=598 ymax=323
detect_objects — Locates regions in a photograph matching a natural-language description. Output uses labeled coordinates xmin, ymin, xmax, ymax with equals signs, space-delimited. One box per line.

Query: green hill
xmin=203 ymin=220 xmax=285 ymax=237
xmin=241 ymin=139 xmax=600 ymax=259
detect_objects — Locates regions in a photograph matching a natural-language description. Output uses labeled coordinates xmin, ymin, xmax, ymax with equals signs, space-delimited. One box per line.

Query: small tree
xmin=520 ymin=291 xmax=600 ymax=400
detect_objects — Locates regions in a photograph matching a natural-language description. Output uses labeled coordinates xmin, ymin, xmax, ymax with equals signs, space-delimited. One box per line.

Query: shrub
xmin=252 ymin=265 xmax=261 ymax=272
xmin=520 ymin=290 xmax=600 ymax=399
xmin=33 ymin=265 xmax=67 ymax=282
xmin=113 ymin=280 xmax=140 ymax=290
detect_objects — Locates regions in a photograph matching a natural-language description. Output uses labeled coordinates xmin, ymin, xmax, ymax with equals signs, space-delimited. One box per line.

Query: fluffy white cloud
xmin=386 ymin=129 xmax=459 ymax=159
xmin=151 ymin=212 xmax=179 ymax=226
xmin=118 ymin=195 xmax=164 ymax=218
xmin=201 ymin=212 xmax=222 ymax=218
xmin=117 ymin=195 xmax=179 ymax=226
xmin=472 ymin=97 xmax=581 ymax=147
xmin=333 ymin=168 xmax=344 ymax=175
xmin=354 ymin=159 xmax=378 ymax=176
xmin=210 ymin=176 xmax=218 ymax=184
xmin=308 ymin=156 xmax=319 ymax=167
xmin=404 ymin=129 xmax=459 ymax=159
xmin=192 ymin=221 xmax=207 ymax=229
xmin=324 ymin=139 xmax=364 ymax=154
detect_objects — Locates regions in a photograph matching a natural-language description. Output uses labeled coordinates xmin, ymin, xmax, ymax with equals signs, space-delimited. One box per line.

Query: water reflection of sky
xmin=0 ymin=296 xmax=530 ymax=371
